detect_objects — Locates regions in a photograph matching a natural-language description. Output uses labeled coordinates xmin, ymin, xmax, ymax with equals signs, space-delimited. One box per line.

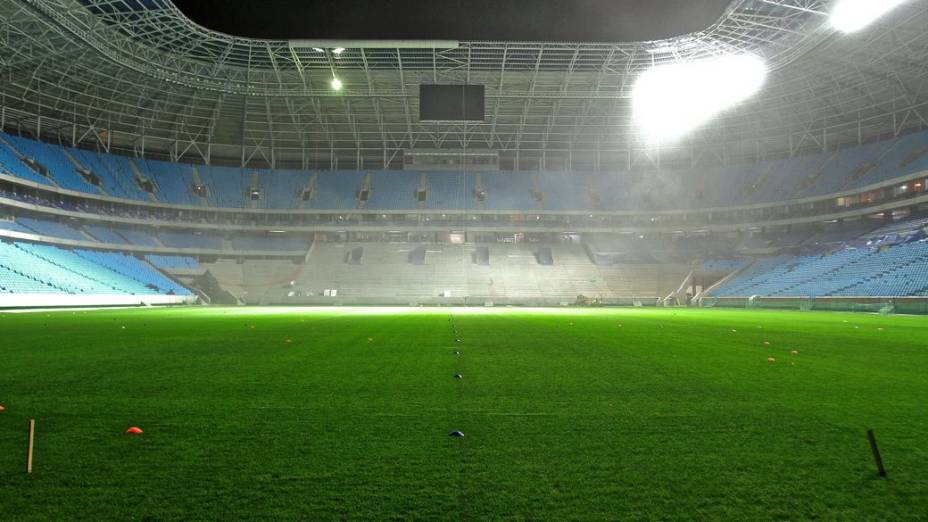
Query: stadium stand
xmin=0 ymin=219 xmax=32 ymax=234
xmin=17 ymin=217 xmax=88 ymax=241
xmin=261 ymin=169 xmax=307 ymax=209
xmin=2 ymin=127 xmax=928 ymax=212
xmin=0 ymin=240 xmax=189 ymax=295
xmin=311 ymin=171 xmax=368 ymax=209
xmin=83 ymin=224 xmax=128 ymax=244
xmin=147 ymin=255 xmax=200 ymax=270
xmin=158 ymin=230 xmax=223 ymax=250
xmin=425 ymin=172 xmax=467 ymax=209
xmin=0 ymin=137 xmax=53 ymax=186
xmin=199 ymin=242 xmax=691 ymax=305
xmin=700 ymin=258 xmax=750 ymax=274
xmin=2 ymin=135 xmax=99 ymax=193
xmin=72 ymin=249 xmax=189 ymax=295
xmin=711 ymin=239 xmax=928 ymax=298
xmin=366 ymin=171 xmax=421 ymax=210
xmin=141 ymin=158 xmax=198 ymax=205
xmin=230 ymin=235 xmax=309 ymax=252
xmin=115 ymin=227 xmax=160 ymax=247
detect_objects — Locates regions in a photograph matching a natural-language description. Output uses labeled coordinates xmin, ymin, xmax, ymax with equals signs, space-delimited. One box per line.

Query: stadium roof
xmin=1 ymin=0 xmax=927 ymax=169
xmin=172 ymin=0 xmax=733 ymax=42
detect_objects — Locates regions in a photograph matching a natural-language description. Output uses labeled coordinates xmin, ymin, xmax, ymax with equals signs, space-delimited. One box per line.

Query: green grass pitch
xmin=1 ymin=306 xmax=926 ymax=520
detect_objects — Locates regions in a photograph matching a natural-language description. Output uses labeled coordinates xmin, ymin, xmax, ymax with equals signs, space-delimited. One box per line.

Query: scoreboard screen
xmin=419 ymin=85 xmax=485 ymax=121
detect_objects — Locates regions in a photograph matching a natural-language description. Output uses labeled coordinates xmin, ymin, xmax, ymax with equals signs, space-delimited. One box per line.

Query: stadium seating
xmin=2 ymin=128 xmax=928 ymax=212
xmin=115 ymin=227 xmax=160 ymax=247
xmin=73 ymin=249 xmax=189 ymax=295
xmin=17 ymin=217 xmax=88 ymax=241
xmin=0 ymin=240 xmax=189 ymax=295
xmin=700 ymin=258 xmax=749 ymax=274
xmin=230 ymin=235 xmax=309 ymax=252
xmin=83 ymin=224 xmax=129 ymax=244
xmin=0 ymin=137 xmax=53 ymax=186
xmin=202 ymin=242 xmax=691 ymax=304
xmin=261 ymin=169 xmax=307 ymax=209
xmin=425 ymin=172 xmax=467 ymax=209
xmin=147 ymin=255 xmax=199 ymax=270
xmin=865 ymin=217 xmax=928 ymax=238
xmin=310 ymin=171 xmax=368 ymax=209
xmin=711 ymin=239 xmax=928 ymax=298
xmin=2 ymin=135 xmax=99 ymax=193
xmin=366 ymin=171 xmax=421 ymax=210
xmin=158 ymin=230 xmax=223 ymax=250
xmin=68 ymin=147 xmax=150 ymax=200
xmin=141 ymin=158 xmax=198 ymax=205
xmin=202 ymin=165 xmax=248 ymax=208
xmin=0 ymin=220 xmax=32 ymax=234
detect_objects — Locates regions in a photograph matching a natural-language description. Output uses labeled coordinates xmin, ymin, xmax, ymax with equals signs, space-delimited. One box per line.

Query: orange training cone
xmin=0 ymin=404 xmax=5 ymax=413
xmin=125 ymin=427 xmax=143 ymax=435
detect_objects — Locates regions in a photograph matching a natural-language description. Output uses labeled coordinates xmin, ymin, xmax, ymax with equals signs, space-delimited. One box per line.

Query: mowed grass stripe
xmin=0 ymin=307 xmax=925 ymax=520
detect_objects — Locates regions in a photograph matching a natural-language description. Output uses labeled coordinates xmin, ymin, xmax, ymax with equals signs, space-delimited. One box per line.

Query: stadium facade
xmin=1 ymin=0 xmax=928 ymax=309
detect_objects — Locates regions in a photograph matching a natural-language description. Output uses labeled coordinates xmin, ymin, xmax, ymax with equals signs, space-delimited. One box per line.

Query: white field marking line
xmin=0 ymin=305 xmax=145 ymax=314
xmin=483 ymin=413 xmax=557 ymax=417
xmin=371 ymin=412 xmax=557 ymax=417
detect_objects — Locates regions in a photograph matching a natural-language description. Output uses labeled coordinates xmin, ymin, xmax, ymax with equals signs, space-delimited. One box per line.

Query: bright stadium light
xmin=632 ymin=53 xmax=767 ymax=144
xmin=331 ymin=77 xmax=343 ymax=91
xmin=830 ymin=0 xmax=910 ymax=33
xmin=332 ymin=47 xmax=346 ymax=55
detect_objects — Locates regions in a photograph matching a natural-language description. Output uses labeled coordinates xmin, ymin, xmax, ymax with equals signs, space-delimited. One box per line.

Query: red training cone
xmin=125 ymin=427 xmax=143 ymax=435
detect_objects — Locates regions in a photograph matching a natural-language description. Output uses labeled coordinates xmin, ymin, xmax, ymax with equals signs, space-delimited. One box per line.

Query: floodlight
xmin=332 ymin=47 xmax=346 ymax=55
xmin=331 ymin=77 xmax=343 ymax=91
xmin=312 ymin=47 xmax=324 ymax=53
xmin=632 ymin=53 xmax=767 ymax=144
xmin=830 ymin=0 xmax=910 ymax=33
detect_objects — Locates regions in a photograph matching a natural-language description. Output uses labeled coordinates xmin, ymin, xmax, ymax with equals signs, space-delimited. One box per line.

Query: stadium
xmin=1 ymin=0 xmax=927 ymax=518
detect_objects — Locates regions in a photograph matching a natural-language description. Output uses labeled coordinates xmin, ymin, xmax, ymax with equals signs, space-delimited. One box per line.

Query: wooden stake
xmin=25 ymin=419 xmax=35 ymax=474
xmin=866 ymin=429 xmax=886 ymax=477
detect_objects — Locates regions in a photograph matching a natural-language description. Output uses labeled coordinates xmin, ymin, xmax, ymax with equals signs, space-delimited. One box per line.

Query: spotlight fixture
xmin=331 ymin=77 xmax=343 ymax=91
xmin=633 ymin=53 xmax=767 ymax=144
xmin=830 ymin=0 xmax=910 ymax=33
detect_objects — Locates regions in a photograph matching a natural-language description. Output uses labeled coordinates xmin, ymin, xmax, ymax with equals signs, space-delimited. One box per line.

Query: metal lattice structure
xmin=1 ymin=0 xmax=928 ymax=169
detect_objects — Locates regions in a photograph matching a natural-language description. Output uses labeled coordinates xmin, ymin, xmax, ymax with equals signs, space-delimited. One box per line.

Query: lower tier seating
xmin=0 ymin=240 xmax=190 ymax=295
xmin=711 ymin=240 xmax=928 ymax=297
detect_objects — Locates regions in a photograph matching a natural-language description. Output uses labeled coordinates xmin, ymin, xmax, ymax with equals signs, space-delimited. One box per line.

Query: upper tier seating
xmin=0 ymin=137 xmax=53 ymax=186
xmin=2 ymin=135 xmax=99 ymax=193
xmin=2 ymin=128 xmax=928 ymax=211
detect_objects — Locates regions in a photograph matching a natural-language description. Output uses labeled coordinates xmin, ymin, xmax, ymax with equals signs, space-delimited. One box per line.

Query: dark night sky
xmin=172 ymin=0 xmax=731 ymax=42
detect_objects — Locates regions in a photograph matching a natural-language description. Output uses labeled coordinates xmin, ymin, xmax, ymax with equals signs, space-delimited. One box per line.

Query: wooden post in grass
xmin=25 ymin=419 xmax=35 ymax=474
xmin=866 ymin=429 xmax=886 ymax=477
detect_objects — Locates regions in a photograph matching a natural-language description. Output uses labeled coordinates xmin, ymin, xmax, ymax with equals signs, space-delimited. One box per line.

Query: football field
xmin=1 ymin=306 xmax=926 ymax=520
